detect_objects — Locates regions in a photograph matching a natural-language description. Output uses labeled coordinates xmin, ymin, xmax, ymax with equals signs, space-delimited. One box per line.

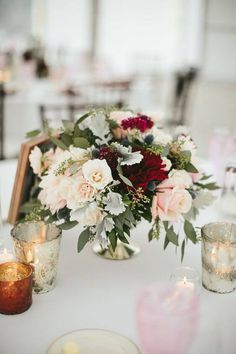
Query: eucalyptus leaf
xmin=26 ymin=129 xmax=41 ymax=138
xmin=61 ymin=133 xmax=73 ymax=147
xmin=73 ymin=137 xmax=89 ymax=149
xmin=166 ymin=228 xmax=179 ymax=246
xmin=184 ymin=219 xmax=197 ymax=244
xmin=118 ymin=174 xmax=133 ymax=187
xmin=58 ymin=220 xmax=78 ymax=230
xmin=185 ymin=162 xmax=198 ymax=173
xmin=49 ymin=136 xmax=68 ymax=150
xmin=77 ymin=228 xmax=90 ymax=253
xmin=181 ymin=239 xmax=185 ymax=262
xmin=108 ymin=229 xmax=117 ymax=251
xmin=62 ymin=120 xmax=74 ymax=133
xmin=163 ymin=234 xmax=170 ymax=250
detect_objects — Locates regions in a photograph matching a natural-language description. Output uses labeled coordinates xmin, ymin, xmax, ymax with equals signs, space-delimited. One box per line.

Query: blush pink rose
xmin=151 ymin=180 xmax=192 ymax=221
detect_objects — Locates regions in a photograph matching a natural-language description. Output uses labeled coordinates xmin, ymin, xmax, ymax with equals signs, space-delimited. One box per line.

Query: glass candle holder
xmin=201 ymin=222 xmax=236 ymax=293
xmin=11 ymin=221 xmax=62 ymax=294
xmin=0 ymin=261 xmax=33 ymax=315
xmin=136 ymin=283 xmax=199 ymax=354
xmin=170 ymin=266 xmax=201 ymax=295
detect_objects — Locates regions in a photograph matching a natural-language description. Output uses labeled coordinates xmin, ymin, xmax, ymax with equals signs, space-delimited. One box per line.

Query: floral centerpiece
xmin=24 ymin=108 xmax=218 ymax=259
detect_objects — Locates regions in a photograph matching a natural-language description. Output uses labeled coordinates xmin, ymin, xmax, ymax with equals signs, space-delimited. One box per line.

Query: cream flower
xmin=169 ymin=169 xmax=192 ymax=188
xmin=38 ymin=173 xmax=68 ymax=214
xmin=70 ymin=202 xmax=104 ymax=226
xmin=66 ymin=176 xmax=96 ymax=211
xmin=82 ymin=159 xmax=113 ymax=190
xmin=152 ymin=127 xmax=172 ymax=146
xmin=29 ymin=146 xmax=43 ymax=175
xmin=151 ymin=185 xmax=192 ymax=222
xmin=178 ymin=135 xmax=196 ymax=155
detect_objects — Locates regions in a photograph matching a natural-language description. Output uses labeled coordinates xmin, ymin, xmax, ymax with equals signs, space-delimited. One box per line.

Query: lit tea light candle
xmin=177 ymin=276 xmax=195 ymax=290
xmin=0 ymin=248 xmax=15 ymax=264
xmin=0 ymin=262 xmax=33 ymax=315
xmin=170 ymin=266 xmax=201 ymax=294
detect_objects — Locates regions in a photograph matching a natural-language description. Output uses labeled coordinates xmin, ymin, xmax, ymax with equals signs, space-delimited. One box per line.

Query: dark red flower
xmin=123 ymin=148 xmax=167 ymax=191
xmin=121 ymin=114 xmax=154 ymax=133
xmin=99 ymin=146 xmax=121 ymax=179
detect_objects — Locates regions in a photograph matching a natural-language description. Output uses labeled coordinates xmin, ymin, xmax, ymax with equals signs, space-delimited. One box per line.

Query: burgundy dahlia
xmin=121 ymin=114 xmax=154 ymax=133
xmin=99 ymin=146 xmax=121 ymax=179
xmin=123 ymin=148 xmax=167 ymax=191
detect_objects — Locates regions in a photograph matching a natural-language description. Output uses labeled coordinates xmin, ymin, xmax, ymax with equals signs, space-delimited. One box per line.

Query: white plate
xmin=47 ymin=329 xmax=141 ymax=354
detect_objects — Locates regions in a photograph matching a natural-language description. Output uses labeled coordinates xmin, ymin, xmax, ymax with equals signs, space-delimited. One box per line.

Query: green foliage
xmin=184 ymin=219 xmax=197 ymax=244
xmin=49 ymin=136 xmax=68 ymax=150
xmin=58 ymin=221 xmax=78 ymax=230
xmin=77 ymin=228 xmax=90 ymax=252
xmin=26 ymin=129 xmax=41 ymax=138
xmin=73 ymin=137 xmax=90 ymax=149
xmin=181 ymin=239 xmax=185 ymax=262
xmin=185 ymin=162 xmax=199 ymax=173
xmin=195 ymin=181 xmax=220 ymax=190
xmin=166 ymin=227 xmax=179 ymax=246
xmin=148 ymin=219 xmax=160 ymax=241
xmin=108 ymin=229 xmax=117 ymax=251
xmin=61 ymin=133 xmax=73 ymax=147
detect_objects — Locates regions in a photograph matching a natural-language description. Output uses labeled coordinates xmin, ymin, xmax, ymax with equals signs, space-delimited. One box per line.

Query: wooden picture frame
xmin=8 ymin=135 xmax=48 ymax=224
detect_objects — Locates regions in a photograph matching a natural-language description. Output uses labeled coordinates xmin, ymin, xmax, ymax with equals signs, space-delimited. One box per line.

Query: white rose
xmin=178 ymin=135 xmax=196 ymax=155
xmin=162 ymin=157 xmax=172 ymax=171
xmin=152 ymin=127 xmax=172 ymax=146
xmin=66 ymin=176 xmax=96 ymax=211
xmin=29 ymin=146 xmax=43 ymax=175
xmin=70 ymin=202 xmax=104 ymax=226
xmin=82 ymin=159 xmax=113 ymax=190
xmin=110 ymin=110 xmax=133 ymax=123
xmin=169 ymin=169 xmax=193 ymax=188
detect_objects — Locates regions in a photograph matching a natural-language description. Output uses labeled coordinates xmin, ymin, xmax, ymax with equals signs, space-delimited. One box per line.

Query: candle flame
xmin=183 ymin=276 xmax=187 ymax=284
xmin=3 ymin=248 xmax=8 ymax=255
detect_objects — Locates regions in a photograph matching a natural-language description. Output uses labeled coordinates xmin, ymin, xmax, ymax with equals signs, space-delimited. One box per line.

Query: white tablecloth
xmin=0 ymin=160 xmax=236 ymax=354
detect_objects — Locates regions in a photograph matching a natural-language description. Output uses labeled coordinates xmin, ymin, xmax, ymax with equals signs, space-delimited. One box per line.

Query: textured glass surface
xmin=11 ymin=222 xmax=62 ymax=294
xmin=0 ymin=262 xmax=32 ymax=315
xmin=201 ymin=222 xmax=236 ymax=293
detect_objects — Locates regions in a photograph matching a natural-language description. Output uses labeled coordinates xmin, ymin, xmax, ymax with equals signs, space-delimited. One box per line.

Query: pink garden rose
xmin=66 ymin=177 xmax=96 ymax=211
xmin=151 ymin=179 xmax=192 ymax=221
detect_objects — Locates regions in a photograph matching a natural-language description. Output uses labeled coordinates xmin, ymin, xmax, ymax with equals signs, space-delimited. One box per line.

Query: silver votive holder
xmin=11 ymin=221 xmax=62 ymax=294
xmin=201 ymin=222 xmax=236 ymax=293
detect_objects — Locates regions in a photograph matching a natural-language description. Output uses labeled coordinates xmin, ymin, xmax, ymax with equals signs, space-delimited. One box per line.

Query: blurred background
xmin=0 ymin=0 xmax=236 ymax=164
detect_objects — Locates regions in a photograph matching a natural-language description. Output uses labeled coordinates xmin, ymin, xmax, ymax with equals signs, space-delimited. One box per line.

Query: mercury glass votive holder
xmin=201 ymin=222 xmax=236 ymax=293
xmin=11 ymin=221 xmax=62 ymax=294
xmin=170 ymin=266 xmax=201 ymax=295
xmin=0 ymin=262 xmax=33 ymax=315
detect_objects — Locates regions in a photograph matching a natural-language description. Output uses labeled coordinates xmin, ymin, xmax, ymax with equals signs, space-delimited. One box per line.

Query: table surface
xmin=1 ymin=160 xmax=236 ymax=354
xmin=1 ymin=206 xmax=236 ymax=354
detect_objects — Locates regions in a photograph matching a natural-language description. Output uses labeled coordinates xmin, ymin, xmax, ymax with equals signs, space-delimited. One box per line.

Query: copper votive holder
xmin=0 ymin=262 xmax=33 ymax=315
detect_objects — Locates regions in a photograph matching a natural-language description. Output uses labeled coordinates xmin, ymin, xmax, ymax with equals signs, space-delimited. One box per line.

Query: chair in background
xmin=39 ymin=101 xmax=124 ymax=130
xmin=168 ymin=67 xmax=198 ymax=127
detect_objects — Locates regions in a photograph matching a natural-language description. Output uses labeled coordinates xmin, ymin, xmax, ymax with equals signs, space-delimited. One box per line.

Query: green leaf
xmin=185 ymin=162 xmax=198 ymax=173
xmin=166 ymin=228 xmax=179 ymax=246
xmin=75 ymin=112 xmax=91 ymax=126
xmin=181 ymin=239 xmax=185 ymax=262
xmin=114 ymin=216 xmax=123 ymax=231
xmin=199 ymin=182 xmax=220 ymax=190
xmin=62 ymin=120 xmax=74 ymax=133
xmin=184 ymin=219 xmax=197 ymax=244
xmin=61 ymin=133 xmax=73 ymax=147
xmin=58 ymin=220 xmax=78 ymax=230
xmin=19 ymin=200 xmax=41 ymax=213
xmin=163 ymin=221 xmax=169 ymax=232
xmin=26 ymin=129 xmax=41 ymax=138
xmin=108 ymin=229 xmax=117 ymax=251
xmin=49 ymin=136 xmax=68 ymax=150
xmin=118 ymin=174 xmax=133 ymax=187
xmin=163 ymin=234 xmax=170 ymax=250
xmin=73 ymin=137 xmax=90 ymax=149
xmin=77 ymin=228 xmax=90 ymax=253
xmin=200 ymin=174 xmax=212 ymax=181
xmin=117 ymin=233 xmax=129 ymax=244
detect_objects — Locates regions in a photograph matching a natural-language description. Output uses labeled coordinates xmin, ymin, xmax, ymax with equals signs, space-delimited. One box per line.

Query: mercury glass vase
xmin=11 ymin=221 xmax=62 ymax=294
xmin=201 ymin=222 xmax=236 ymax=293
